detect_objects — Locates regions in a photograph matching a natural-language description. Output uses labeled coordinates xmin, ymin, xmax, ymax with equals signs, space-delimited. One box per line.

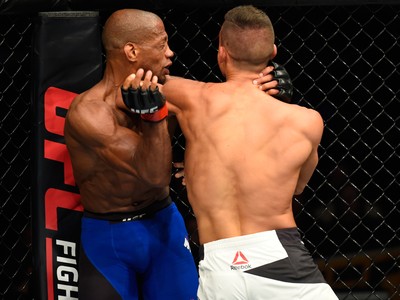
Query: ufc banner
xmin=31 ymin=12 xmax=102 ymax=299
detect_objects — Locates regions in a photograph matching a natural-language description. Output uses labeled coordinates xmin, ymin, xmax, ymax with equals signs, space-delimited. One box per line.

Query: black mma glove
xmin=121 ymin=85 xmax=168 ymax=122
xmin=269 ymin=61 xmax=293 ymax=103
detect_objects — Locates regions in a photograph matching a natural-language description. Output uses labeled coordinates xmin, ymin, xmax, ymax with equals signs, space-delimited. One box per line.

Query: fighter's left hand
xmin=253 ymin=61 xmax=293 ymax=103
xmin=121 ymin=69 xmax=166 ymax=114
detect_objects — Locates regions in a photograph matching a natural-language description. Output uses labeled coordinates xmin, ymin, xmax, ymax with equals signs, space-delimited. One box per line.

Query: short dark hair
xmin=220 ymin=5 xmax=275 ymax=68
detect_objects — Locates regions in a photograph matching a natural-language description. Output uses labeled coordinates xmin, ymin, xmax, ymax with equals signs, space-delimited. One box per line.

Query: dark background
xmin=1 ymin=0 xmax=399 ymax=299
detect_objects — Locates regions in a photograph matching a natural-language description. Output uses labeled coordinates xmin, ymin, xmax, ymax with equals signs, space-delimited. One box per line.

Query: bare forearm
xmin=134 ymin=120 xmax=172 ymax=187
xmin=294 ymin=153 xmax=318 ymax=195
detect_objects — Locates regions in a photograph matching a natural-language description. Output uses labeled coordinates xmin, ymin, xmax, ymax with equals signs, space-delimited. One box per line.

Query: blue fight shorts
xmin=78 ymin=197 xmax=198 ymax=300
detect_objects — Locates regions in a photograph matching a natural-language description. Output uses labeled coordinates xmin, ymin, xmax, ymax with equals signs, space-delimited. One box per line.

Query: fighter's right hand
xmin=253 ymin=61 xmax=293 ymax=103
xmin=121 ymin=69 xmax=168 ymax=122
xmin=268 ymin=61 xmax=293 ymax=103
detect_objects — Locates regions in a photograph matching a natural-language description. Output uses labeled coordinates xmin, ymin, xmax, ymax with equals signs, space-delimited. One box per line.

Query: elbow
xmin=293 ymin=185 xmax=305 ymax=196
xmin=293 ymin=189 xmax=303 ymax=196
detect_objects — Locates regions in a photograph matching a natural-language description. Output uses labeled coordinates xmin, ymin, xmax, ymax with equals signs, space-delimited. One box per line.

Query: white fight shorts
xmin=197 ymin=228 xmax=338 ymax=300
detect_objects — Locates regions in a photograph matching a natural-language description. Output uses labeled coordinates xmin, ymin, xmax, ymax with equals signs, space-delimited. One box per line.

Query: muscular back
xmin=163 ymin=77 xmax=323 ymax=244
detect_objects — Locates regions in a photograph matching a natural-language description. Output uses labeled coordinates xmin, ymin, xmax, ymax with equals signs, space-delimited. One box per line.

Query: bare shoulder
xmin=163 ymin=76 xmax=206 ymax=96
xmin=164 ymin=75 xmax=204 ymax=87
xmin=162 ymin=76 xmax=207 ymax=112
xmin=289 ymin=104 xmax=324 ymax=143
xmin=66 ymin=92 xmax=116 ymax=143
xmin=292 ymin=105 xmax=323 ymax=124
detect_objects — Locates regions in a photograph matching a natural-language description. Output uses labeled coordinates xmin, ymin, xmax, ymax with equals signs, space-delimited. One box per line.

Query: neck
xmin=225 ymin=69 xmax=260 ymax=83
xmin=223 ymin=61 xmax=264 ymax=83
xmin=103 ymin=60 xmax=136 ymax=89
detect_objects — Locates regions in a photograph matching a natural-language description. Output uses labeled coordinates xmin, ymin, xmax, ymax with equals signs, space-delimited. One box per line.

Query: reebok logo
xmin=232 ymin=251 xmax=249 ymax=265
xmin=230 ymin=251 xmax=251 ymax=270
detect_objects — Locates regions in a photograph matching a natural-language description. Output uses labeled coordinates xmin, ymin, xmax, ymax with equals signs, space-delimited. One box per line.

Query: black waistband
xmin=83 ymin=196 xmax=172 ymax=222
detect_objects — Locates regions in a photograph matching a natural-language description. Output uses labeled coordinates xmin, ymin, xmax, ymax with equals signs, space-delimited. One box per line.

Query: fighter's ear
xmin=218 ymin=45 xmax=227 ymax=63
xmin=271 ymin=44 xmax=277 ymax=60
xmin=218 ymin=45 xmax=228 ymax=76
xmin=124 ymin=42 xmax=138 ymax=62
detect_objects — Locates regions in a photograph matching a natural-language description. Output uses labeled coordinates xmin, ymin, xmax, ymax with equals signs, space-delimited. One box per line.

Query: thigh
xmin=245 ymin=275 xmax=338 ymax=300
xmin=141 ymin=204 xmax=198 ymax=300
xmin=79 ymin=218 xmax=139 ymax=300
xmin=142 ymin=253 xmax=199 ymax=300
xmin=198 ymin=270 xmax=246 ymax=300
xmin=79 ymin=245 xmax=136 ymax=300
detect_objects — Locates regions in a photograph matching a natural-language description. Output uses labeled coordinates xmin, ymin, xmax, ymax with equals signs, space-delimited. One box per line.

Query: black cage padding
xmin=31 ymin=11 xmax=102 ymax=299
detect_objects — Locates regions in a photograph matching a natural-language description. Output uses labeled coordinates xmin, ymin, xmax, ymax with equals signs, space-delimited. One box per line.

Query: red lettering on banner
xmin=44 ymin=87 xmax=77 ymax=186
xmin=45 ymin=188 xmax=82 ymax=231
xmin=44 ymin=140 xmax=75 ymax=186
xmin=44 ymin=87 xmax=77 ymax=136
xmin=43 ymin=87 xmax=82 ymax=299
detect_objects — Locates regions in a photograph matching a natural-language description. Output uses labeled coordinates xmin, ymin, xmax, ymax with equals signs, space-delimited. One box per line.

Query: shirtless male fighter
xmin=64 ymin=9 xmax=198 ymax=300
xmin=159 ymin=5 xmax=339 ymax=300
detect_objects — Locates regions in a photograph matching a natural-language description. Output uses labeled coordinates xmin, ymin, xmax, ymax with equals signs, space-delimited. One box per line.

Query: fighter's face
xmin=136 ymin=23 xmax=174 ymax=84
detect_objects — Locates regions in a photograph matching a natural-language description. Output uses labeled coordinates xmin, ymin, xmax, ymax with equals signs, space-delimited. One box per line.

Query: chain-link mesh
xmin=0 ymin=15 xmax=33 ymax=299
xmin=1 ymin=4 xmax=399 ymax=299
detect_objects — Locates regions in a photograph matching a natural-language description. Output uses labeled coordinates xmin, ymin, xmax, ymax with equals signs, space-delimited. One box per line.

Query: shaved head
xmin=102 ymin=9 xmax=163 ymax=52
xmin=220 ymin=5 xmax=275 ymax=69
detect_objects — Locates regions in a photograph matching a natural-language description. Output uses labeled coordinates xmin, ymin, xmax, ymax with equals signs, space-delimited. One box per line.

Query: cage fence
xmin=0 ymin=3 xmax=399 ymax=299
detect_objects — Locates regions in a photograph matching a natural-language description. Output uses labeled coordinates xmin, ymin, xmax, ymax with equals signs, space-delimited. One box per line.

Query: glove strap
xmin=141 ymin=104 xmax=168 ymax=122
